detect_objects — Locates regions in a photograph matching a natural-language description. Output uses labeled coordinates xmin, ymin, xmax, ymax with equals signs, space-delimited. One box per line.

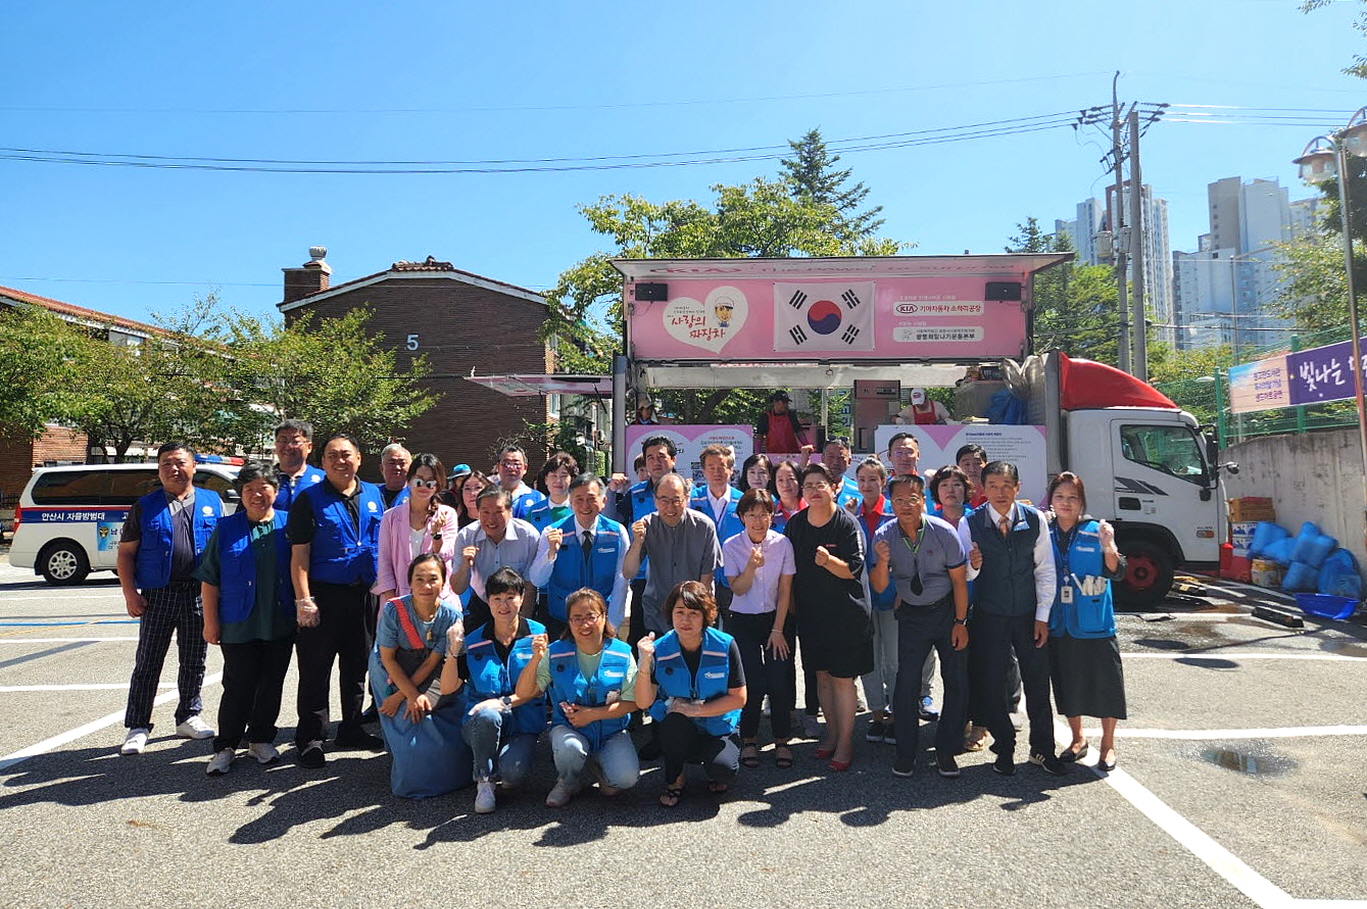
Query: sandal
xmin=774 ymin=745 xmax=794 ymax=769
xmin=740 ymin=743 xmax=760 ymax=768
xmin=659 ymin=786 xmax=684 ymax=808
xmin=708 ymin=780 xmax=729 ymax=795
xmin=814 ymin=746 xmax=835 ymax=760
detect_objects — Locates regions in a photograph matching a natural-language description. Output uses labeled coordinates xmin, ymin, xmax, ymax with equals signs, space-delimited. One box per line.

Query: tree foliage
xmin=1005 ymin=218 xmax=1121 ymax=365
xmin=779 ymin=128 xmax=885 ymax=241
xmin=1303 ymin=0 xmax=1367 ymax=79
xmin=0 ymin=307 xmax=90 ymax=442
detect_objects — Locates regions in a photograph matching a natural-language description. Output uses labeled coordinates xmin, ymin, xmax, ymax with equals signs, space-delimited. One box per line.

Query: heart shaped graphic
xmin=662 ymin=286 xmax=748 ymax=354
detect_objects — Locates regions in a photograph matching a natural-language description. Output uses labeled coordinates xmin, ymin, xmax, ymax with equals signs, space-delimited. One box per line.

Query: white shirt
xmin=722 ymin=529 xmax=797 ymax=615
xmin=708 ymin=489 xmax=731 ymax=525
xmin=957 ymin=503 xmax=1056 ymax=622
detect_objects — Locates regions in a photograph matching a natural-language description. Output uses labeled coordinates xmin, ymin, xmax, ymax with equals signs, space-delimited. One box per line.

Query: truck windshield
xmin=1119 ymin=425 xmax=1206 ymax=486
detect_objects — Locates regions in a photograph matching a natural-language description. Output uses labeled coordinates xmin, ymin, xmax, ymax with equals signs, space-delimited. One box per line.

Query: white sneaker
xmin=246 ymin=742 xmax=281 ymax=765
xmin=474 ymin=781 xmax=497 ymax=814
xmin=206 ymin=748 xmax=235 ymax=775
xmin=545 ymin=778 xmax=579 ymax=808
xmin=175 ymin=716 xmax=215 ymax=740
xmin=120 ymin=728 xmax=150 ymax=756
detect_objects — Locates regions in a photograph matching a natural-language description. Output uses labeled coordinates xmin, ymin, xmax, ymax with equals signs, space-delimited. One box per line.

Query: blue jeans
xmin=550 ymin=725 xmax=639 ymax=790
xmin=460 ymin=705 xmax=538 ymax=787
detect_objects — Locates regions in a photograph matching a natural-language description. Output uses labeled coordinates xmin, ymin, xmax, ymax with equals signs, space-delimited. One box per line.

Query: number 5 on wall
xmin=406 ymin=334 xmax=419 ymax=351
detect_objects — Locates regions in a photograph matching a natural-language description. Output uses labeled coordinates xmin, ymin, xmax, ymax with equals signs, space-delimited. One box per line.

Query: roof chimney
xmin=281 ymin=246 xmax=332 ymax=305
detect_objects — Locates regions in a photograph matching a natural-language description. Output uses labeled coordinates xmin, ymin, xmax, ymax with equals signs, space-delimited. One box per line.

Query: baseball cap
xmin=447 ymin=463 xmax=472 ymax=481
xmin=910 ymin=388 xmax=927 ymax=404
xmin=771 ymin=390 xmax=792 ymax=402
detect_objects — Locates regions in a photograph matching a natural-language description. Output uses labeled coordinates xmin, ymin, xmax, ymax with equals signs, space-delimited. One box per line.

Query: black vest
xmin=968 ymin=505 xmax=1042 ymax=617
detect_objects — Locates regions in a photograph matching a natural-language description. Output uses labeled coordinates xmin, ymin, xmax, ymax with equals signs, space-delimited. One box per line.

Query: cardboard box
xmin=1250 ymin=558 xmax=1284 ymax=589
xmin=1229 ymin=497 xmax=1276 ymax=523
xmin=1230 ymin=521 xmax=1257 ymax=558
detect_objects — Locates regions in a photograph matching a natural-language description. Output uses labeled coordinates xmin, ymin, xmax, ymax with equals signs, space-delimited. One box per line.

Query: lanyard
xmin=899 ymin=516 xmax=927 ymax=555
xmin=1050 ymin=522 xmax=1078 ymax=577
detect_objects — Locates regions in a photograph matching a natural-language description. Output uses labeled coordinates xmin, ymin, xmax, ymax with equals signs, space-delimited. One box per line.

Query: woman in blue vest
xmin=369 ymin=552 xmax=469 ymax=798
xmin=515 ymin=588 xmax=640 ymax=808
xmin=523 ymin=451 xmax=578 ymax=531
xmin=440 ymin=567 xmax=546 ymax=815
xmin=1046 ymin=472 xmax=1127 ymax=773
xmin=197 ymin=461 xmax=295 ymax=775
xmin=635 ymin=580 xmax=747 ymax=807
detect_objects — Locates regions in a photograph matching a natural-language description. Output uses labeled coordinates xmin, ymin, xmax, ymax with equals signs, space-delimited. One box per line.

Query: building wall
xmin=284 ymin=276 xmax=551 ymax=473
xmin=0 ymin=424 xmax=89 ymax=498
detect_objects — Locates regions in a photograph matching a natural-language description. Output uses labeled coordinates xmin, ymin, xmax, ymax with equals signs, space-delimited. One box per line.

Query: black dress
xmin=784 ymin=508 xmax=874 ymax=679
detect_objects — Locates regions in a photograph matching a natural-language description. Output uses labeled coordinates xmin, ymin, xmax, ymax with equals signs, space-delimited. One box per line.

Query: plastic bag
xmin=1248 ymin=522 xmax=1288 ymax=560
xmin=1282 ymin=561 xmax=1319 ymax=592
xmin=1291 ymin=522 xmax=1338 ymax=569
xmin=1318 ymin=548 xmax=1364 ymax=599
xmin=1263 ymin=535 xmax=1296 ymax=567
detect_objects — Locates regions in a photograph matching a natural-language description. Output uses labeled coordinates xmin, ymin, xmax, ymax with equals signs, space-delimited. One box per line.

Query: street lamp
xmin=1293 ymin=107 xmax=1367 ymax=551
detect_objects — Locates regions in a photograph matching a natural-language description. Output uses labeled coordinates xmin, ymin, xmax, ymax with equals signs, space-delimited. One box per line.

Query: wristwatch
xmin=500 ymin=695 xmax=513 ymax=708
xmin=953 ymin=617 xmax=967 ymax=626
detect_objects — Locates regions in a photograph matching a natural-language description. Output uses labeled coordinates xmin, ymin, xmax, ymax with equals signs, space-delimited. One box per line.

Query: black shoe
xmin=936 ymin=752 xmax=961 ymax=778
xmin=892 ymin=756 xmax=916 ymax=778
xmin=865 ymin=718 xmax=886 ymax=743
xmin=881 ymin=720 xmax=897 ymax=745
xmin=992 ymin=752 xmax=1016 ymax=776
xmin=335 ymin=729 xmax=384 ymax=751
xmin=1030 ymin=752 xmax=1068 ymax=776
xmin=1058 ymin=742 xmax=1089 ymax=763
xmin=296 ymin=744 xmax=326 ymax=769
xmin=359 ymin=705 xmax=380 ymax=725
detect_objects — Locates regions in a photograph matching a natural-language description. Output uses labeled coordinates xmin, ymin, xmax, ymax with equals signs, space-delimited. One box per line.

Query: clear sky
xmin=2 ymin=1 xmax=1366 ymax=325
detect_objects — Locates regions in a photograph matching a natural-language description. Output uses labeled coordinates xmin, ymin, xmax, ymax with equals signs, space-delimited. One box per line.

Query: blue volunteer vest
xmin=857 ymin=506 xmax=898 ymax=611
xmin=526 ymin=498 xmax=572 ymax=533
xmin=512 ymin=488 xmax=547 ymax=520
xmin=274 ymin=467 xmax=325 ymax=514
xmin=648 ymin=627 xmax=740 ymax=737
xmin=622 ymin=480 xmax=658 ymax=580
xmin=547 ymin=637 xmax=633 ymax=751
xmin=967 ymin=504 xmax=1043 ymax=618
xmin=300 ymin=480 xmax=384 ymax=585
xmin=1048 ymin=519 xmax=1117 ymax=639
xmin=216 ymin=510 xmax=292 ymax=624
xmin=464 ymin=619 xmax=547 ymax=735
xmin=133 ymin=488 xmax=222 ymax=590
xmin=545 ymin=513 xmax=625 ymax=622
xmin=689 ymin=486 xmax=744 ymax=589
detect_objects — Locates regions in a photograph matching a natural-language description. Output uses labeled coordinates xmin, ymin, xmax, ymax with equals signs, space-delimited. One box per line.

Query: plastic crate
xmin=1294 ymin=593 xmax=1359 ymax=621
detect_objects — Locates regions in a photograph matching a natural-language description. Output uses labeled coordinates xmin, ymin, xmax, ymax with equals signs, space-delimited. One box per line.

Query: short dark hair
xmin=476 ymin=485 xmax=513 ymax=510
xmin=663 ymin=580 xmax=718 ymax=627
xmin=823 ymin=436 xmax=851 ymax=453
xmin=568 ymin=472 xmax=603 ymax=495
xmin=324 ymin=433 xmax=362 ymax=455
xmin=485 ymin=566 xmax=528 ymax=598
xmin=737 ymin=487 xmax=775 ymax=516
xmin=274 ymin=418 xmax=314 ymax=441
xmin=234 ymin=460 xmax=279 ymax=491
xmin=887 ymin=473 xmax=926 ymax=498
xmin=497 ymin=444 xmax=528 ymax=462
xmin=887 ymin=432 xmax=919 ymax=454
xmin=535 ymin=451 xmax=580 ymax=494
xmin=633 ymin=454 xmax=646 ymax=472
xmin=981 ymin=460 xmax=1020 ymax=485
xmin=156 ymin=441 xmax=195 ymax=461
xmin=1047 ymin=471 xmax=1088 ymax=511
xmin=929 ymin=465 xmax=970 ymax=505
xmin=798 ymin=463 xmax=835 ymax=487
xmin=955 ymin=443 xmax=987 ymax=463
xmin=407 ymin=552 xmax=447 ymax=584
xmin=642 ymin=435 xmax=677 ymax=459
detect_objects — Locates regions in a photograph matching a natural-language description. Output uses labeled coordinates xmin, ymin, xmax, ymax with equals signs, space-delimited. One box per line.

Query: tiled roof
xmin=0 ymin=285 xmax=164 ymax=337
xmin=281 ymin=257 xmax=545 ymax=310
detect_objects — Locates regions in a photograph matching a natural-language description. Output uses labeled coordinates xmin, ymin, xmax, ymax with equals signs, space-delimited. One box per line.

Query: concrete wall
xmin=1225 ymin=428 xmax=1367 ymax=569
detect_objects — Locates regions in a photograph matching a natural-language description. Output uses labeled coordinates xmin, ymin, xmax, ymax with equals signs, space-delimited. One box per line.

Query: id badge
xmin=1060 ymin=586 xmax=1074 ymax=604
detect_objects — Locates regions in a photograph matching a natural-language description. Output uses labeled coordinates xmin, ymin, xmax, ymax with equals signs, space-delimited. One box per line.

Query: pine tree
xmin=779 ymin=128 xmax=884 ymax=240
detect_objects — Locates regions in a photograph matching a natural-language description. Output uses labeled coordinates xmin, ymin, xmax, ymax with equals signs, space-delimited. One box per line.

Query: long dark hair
xmin=406 ymin=452 xmax=446 ymax=520
xmin=454 ymin=470 xmax=490 ymax=526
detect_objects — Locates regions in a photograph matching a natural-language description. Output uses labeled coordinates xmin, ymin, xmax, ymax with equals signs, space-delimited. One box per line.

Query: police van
xmin=10 ymin=457 xmax=242 ymax=585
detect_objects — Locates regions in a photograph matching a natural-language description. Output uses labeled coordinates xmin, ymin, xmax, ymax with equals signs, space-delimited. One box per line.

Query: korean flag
xmin=773 ymin=282 xmax=875 ymax=352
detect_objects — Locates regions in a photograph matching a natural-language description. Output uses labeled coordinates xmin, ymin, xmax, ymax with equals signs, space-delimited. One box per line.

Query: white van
xmin=10 ymin=459 xmax=242 ymax=585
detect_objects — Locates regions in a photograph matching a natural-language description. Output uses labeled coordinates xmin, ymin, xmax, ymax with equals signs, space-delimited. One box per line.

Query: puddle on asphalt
xmin=1321 ymin=640 xmax=1367 ymax=659
xmin=1200 ymin=747 xmax=1296 ymax=776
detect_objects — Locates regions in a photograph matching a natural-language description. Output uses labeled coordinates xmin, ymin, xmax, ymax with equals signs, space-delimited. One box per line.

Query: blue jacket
xmin=464 ymin=619 xmax=547 ymax=735
xmin=299 ymin=480 xmax=384 ymax=585
xmin=512 ymin=488 xmax=548 ymax=520
xmin=648 ymin=627 xmax=740 ymax=737
xmin=544 ymin=513 xmax=626 ymax=622
xmin=274 ymin=467 xmax=325 ymax=514
xmin=1048 ymin=519 xmax=1117 ymax=639
xmin=216 ymin=510 xmax=292 ymax=624
xmin=614 ymin=479 xmax=658 ymax=580
xmin=133 ymin=489 xmax=222 ymax=590
xmin=525 ymin=498 xmax=571 ymax=533
xmin=547 ymin=637 xmax=633 ymax=751
xmin=689 ymin=486 xmax=743 ymax=589
xmin=966 ymin=504 xmax=1044 ymax=618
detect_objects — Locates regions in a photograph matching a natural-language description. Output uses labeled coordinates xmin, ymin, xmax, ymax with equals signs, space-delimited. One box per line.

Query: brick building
xmin=0 ymin=286 xmax=164 ymax=499
xmin=278 ymin=248 xmax=552 ymax=474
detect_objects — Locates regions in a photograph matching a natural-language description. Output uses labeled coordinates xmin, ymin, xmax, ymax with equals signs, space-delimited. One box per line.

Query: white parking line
xmin=0 ymin=637 xmax=139 ymax=643
xmin=1125 ymin=653 xmax=1367 ymax=662
xmin=0 ymin=683 xmax=175 ymax=692
xmin=0 ymin=671 xmax=222 ymax=773
xmin=1093 ymin=725 xmax=1367 ymax=741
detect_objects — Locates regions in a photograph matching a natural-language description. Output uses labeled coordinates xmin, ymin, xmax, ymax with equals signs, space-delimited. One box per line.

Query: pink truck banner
xmin=627 ymin=274 xmax=1030 ymax=361
xmin=873 ymin=424 xmax=1049 ymax=505
xmin=624 ymin=425 xmax=754 ymax=487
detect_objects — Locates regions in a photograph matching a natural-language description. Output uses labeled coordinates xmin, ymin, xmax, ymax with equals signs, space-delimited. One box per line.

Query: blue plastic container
xmin=1294 ymin=593 xmax=1359 ymax=621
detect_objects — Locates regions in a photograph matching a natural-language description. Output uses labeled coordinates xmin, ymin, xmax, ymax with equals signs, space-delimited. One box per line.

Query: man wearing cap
xmin=897 ymin=389 xmax=951 ymax=426
xmin=756 ymin=391 xmax=808 ymax=455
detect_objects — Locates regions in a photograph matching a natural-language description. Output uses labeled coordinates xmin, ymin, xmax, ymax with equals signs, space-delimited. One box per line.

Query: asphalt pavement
xmin=1 ymin=556 xmax=1364 ymax=909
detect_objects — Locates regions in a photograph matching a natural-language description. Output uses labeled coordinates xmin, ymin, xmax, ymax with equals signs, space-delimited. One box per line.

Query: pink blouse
xmin=372 ymin=502 xmax=461 ymax=600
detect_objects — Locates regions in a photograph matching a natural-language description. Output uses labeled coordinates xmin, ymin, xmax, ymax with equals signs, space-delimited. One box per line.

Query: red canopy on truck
xmin=1058 ymin=353 xmax=1178 ymax=411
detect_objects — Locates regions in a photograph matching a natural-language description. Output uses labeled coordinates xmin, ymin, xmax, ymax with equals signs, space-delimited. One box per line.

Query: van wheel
xmin=1114 ymin=539 xmax=1174 ymax=611
xmin=39 ymin=541 xmax=90 ymax=586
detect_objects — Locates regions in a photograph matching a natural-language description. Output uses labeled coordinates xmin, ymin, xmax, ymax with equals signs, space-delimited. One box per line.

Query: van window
xmin=194 ymin=470 xmax=236 ymax=502
xmin=106 ymin=470 xmax=162 ymax=503
xmin=31 ymin=469 xmax=159 ymax=506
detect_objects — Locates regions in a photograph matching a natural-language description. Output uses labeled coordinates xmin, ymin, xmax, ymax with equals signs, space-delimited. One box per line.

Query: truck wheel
xmin=1115 ymin=539 xmax=1174 ymax=611
xmin=39 ymin=541 xmax=90 ymax=586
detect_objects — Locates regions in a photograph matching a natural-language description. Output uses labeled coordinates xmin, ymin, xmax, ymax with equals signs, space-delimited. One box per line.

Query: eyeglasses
xmin=891 ymin=495 xmax=924 ymax=506
xmin=655 ymin=496 xmax=685 ymax=506
xmin=409 ymin=478 xmax=439 ymax=489
xmin=568 ymin=613 xmax=604 ymax=625
xmin=801 ymin=482 xmax=831 ymax=492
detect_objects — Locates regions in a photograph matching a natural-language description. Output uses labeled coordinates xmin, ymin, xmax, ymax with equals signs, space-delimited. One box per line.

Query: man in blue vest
xmin=495 ymin=445 xmax=545 ymax=517
xmin=689 ymin=444 xmax=744 ymax=626
xmin=962 ymin=460 xmax=1064 ymax=776
xmin=378 ymin=443 xmax=413 ymax=510
xmin=272 ymin=418 xmax=325 ymax=514
xmin=528 ymin=473 xmax=629 ymax=638
xmin=117 ymin=442 xmax=224 ymax=756
xmin=287 ymin=433 xmax=385 ymax=768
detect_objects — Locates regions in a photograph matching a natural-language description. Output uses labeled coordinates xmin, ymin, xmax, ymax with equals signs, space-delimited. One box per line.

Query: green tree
xmin=1303 ymin=0 xmax=1367 ymax=79
xmin=0 ymin=307 xmax=89 ymax=442
xmin=779 ymin=128 xmax=885 ymax=241
xmin=1005 ymin=218 xmax=1120 ymax=365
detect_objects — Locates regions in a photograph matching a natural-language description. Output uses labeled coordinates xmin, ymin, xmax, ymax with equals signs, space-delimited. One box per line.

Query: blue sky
xmin=2 ymin=1 xmax=1365 ymax=325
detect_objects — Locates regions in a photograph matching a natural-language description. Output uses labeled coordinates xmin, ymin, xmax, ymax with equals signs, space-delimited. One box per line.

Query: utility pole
xmin=1111 ymin=75 xmax=1131 ymax=374
xmin=1128 ymin=107 xmax=1148 ymax=380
